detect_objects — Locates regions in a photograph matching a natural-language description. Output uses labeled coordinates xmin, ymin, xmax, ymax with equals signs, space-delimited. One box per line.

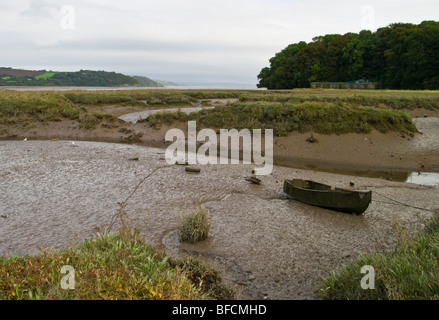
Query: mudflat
xmin=3 ymin=104 xmax=438 ymax=174
xmin=1 ymin=97 xmax=439 ymax=299
xmin=0 ymin=139 xmax=438 ymax=299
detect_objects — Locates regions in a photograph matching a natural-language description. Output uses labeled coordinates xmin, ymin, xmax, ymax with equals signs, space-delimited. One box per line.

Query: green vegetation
xmin=35 ymin=72 xmax=57 ymax=80
xmin=239 ymin=91 xmax=439 ymax=111
xmin=318 ymin=210 xmax=439 ymax=300
xmin=258 ymin=21 xmax=439 ymax=90
xmin=0 ymin=68 xmax=162 ymax=87
xmin=0 ymin=228 xmax=234 ymax=300
xmin=0 ymin=91 xmax=115 ymax=129
xmin=178 ymin=205 xmax=212 ymax=244
xmin=63 ymin=91 xmax=197 ymax=106
xmin=0 ymin=91 xmax=81 ymax=124
xmin=1 ymin=89 xmax=437 ymax=134
xmin=146 ymin=101 xmax=418 ymax=136
xmin=79 ymin=112 xmax=115 ymax=129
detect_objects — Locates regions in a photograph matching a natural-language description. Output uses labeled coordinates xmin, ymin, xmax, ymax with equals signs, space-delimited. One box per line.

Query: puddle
xmin=118 ymin=106 xmax=214 ymax=124
xmin=288 ymin=164 xmax=439 ymax=187
xmin=406 ymin=172 xmax=439 ymax=187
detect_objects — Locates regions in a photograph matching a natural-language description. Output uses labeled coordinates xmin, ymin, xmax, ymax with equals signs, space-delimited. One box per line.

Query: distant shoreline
xmin=1 ymin=85 xmax=260 ymax=91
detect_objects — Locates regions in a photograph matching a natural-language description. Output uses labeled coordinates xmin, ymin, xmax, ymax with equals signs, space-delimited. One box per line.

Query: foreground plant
xmin=0 ymin=228 xmax=233 ymax=300
xmin=318 ymin=210 xmax=439 ymax=300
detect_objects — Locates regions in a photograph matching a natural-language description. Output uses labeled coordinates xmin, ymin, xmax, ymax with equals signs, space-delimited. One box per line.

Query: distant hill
xmin=0 ymin=67 xmax=163 ymax=87
xmin=153 ymin=79 xmax=181 ymax=86
xmin=131 ymin=75 xmax=163 ymax=87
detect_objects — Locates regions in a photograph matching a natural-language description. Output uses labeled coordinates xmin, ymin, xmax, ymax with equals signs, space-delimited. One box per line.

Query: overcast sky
xmin=0 ymin=0 xmax=438 ymax=86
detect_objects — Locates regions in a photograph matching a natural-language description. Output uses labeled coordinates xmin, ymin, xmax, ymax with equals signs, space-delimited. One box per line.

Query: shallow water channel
xmin=117 ymin=106 xmax=213 ymax=124
xmin=1 ymin=140 xmax=438 ymax=299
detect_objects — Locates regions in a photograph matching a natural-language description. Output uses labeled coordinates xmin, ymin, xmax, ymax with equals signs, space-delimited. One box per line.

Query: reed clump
xmin=178 ymin=205 xmax=212 ymax=244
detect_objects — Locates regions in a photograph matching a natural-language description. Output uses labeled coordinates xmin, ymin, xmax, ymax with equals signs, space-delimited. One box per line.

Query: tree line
xmin=257 ymin=21 xmax=439 ymax=90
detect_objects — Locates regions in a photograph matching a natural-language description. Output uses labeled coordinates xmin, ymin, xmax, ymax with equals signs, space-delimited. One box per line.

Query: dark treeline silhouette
xmin=257 ymin=21 xmax=439 ymax=90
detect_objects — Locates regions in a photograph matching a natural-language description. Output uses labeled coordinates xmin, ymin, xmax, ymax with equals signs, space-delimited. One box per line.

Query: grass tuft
xmin=178 ymin=205 xmax=212 ymax=244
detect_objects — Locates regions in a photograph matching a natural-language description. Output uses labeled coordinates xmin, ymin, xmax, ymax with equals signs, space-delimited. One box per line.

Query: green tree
xmin=257 ymin=20 xmax=439 ymax=90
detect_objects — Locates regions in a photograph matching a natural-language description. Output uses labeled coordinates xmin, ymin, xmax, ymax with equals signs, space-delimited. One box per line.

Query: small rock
xmin=245 ymin=177 xmax=261 ymax=185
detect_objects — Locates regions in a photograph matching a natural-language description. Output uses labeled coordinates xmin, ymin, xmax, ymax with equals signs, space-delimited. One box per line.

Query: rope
xmin=373 ymin=190 xmax=435 ymax=212
xmin=107 ymin=164 xmax=172 ymax=231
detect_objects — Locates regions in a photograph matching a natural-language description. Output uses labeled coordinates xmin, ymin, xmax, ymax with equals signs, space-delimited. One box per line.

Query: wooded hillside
xmin=0 ymin=68 xmax=163 ymax=87
xmin=257 ymin=21 xmax=439 ymax=90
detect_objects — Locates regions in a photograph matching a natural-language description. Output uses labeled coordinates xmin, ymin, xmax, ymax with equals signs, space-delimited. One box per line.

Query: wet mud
xmin=1 ymin=140 xmax=438 ymax=299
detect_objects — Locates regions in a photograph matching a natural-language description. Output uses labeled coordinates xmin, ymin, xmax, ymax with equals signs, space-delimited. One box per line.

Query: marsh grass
xmin=79 ymin=112 xmax=115 ymax=129
xmin=63 ymin=91 xmax=198 ymax=106
xmin=147 ymin=101 xmax=417 ymax=136
xmin=0 ymin=226 xmax=234 ymax=300
xmin=0 ymin=188 xmax=232 ymax=300
xmin=1 ymin=89 xmax=436 ymax=133
xmin=0 ymin=91 xmax=112 ymax=128
xmin=0 ymin=230 xmax=204 ymax=300
xmin=318 ymin=210 xmax=439 ymax=300
xmin=145 ymin=111 xmax=188 ymax=128
xmin=307 ymin=134 xmax=319 ymax=143
xmin=239 ymin=89 xmax=439 ymax=111
xmin=0 ymin=91 xmax=80 ymax=124
xmin=170 ymin=255 xmax=236 ymax=300
xmin=178 ymin=205 xmax=212 ymax=244
xmin=240 ymin=94 xmax=439 ymax=110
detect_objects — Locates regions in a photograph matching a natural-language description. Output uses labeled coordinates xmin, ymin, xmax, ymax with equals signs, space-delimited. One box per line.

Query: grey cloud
xmin=53 ymin=37 xmax=270 ymax=54
xmin=20 ymin=0 xmax=60 ymax=19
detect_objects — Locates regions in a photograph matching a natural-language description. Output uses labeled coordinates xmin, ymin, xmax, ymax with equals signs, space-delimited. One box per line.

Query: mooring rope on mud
xmin=107 ymin=164 xmax=172 ymax=231
xmin=373 ymin=190 xmax=436 ymax=212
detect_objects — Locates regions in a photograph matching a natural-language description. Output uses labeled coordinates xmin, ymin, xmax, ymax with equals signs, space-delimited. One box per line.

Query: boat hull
xmin=283 ymin=179 xmax=372 ymax=215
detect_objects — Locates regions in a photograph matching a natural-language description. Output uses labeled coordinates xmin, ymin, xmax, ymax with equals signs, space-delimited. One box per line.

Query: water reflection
xmin=118 ymin=106 xmax=213 ymax=124
xmin=406 ymin=172 xmax=439 ymax=187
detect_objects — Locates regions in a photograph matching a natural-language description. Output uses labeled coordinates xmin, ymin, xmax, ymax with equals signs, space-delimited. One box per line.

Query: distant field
xmin=35 ymin=72 xmax=56 ymax=80
xmin=0 ymin=68 xmax=44 ymax=77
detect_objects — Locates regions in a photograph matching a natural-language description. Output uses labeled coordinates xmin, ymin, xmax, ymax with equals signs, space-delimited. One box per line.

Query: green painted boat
xmin=283 ymin=179 xmax=372 ymax=215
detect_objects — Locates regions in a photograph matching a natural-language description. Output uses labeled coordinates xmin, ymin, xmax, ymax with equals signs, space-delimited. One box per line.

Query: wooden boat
xmin=283 ymin=179 xmax=372 ymax=215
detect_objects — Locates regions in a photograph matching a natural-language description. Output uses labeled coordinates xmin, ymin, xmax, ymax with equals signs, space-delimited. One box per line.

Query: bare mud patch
xmin=0 ymin=140 xmax=438 ymax=299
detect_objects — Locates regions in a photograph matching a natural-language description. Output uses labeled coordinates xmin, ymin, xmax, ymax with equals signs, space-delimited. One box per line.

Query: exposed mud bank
xmin=1 ymin=140 xmax=438 ymax=299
